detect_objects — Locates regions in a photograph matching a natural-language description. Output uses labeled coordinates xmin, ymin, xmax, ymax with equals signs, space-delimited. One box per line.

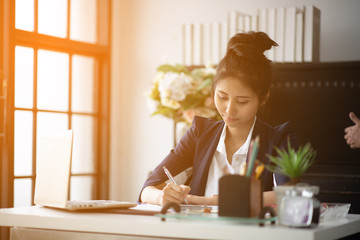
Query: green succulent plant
xmin=266 ymin=139 xmax=317 ymax=185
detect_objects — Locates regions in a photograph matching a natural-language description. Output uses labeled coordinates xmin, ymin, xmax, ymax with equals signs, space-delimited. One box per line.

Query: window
xmin=1 ymin=0 xmax=111 ymax=211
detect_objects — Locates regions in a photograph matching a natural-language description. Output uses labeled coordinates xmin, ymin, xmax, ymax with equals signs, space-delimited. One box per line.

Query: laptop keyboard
xmin=67 ymin=200 xmax=124 ymax=208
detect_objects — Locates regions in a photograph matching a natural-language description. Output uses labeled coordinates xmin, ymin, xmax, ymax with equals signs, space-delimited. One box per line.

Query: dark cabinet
xmin=259 ymin=61 xmax=360 ymax=213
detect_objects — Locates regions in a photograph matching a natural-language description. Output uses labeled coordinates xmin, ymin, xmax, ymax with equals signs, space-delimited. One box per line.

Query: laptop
xmin=34 ymin=130 xmax=137 ymax=211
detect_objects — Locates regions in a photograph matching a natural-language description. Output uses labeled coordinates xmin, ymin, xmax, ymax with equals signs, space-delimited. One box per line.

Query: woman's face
xmin=214 ymin=77 xmax=260 ymax=128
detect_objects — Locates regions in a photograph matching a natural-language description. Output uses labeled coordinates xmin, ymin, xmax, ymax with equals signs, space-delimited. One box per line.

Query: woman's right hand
xmin=159 ymin=183 xmax=191 ymax=206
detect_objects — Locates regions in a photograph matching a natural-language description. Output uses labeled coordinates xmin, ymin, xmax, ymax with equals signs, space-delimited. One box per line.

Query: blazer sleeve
xmin=138 ymin=117 xmax=201 ymax=202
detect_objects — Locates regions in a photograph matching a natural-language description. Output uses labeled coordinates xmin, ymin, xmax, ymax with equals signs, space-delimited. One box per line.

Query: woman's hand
xmin=186 ymin=194 xmax=218 ymax=205
xmin=159 ymin=183 xmax=191 ymax=206
xmin=345 ymin=112 xmax=360 ymax=149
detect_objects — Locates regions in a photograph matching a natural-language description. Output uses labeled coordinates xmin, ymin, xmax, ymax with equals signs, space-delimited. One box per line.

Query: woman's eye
xmin=238 ymin=101 xmax=249 ymax=104
xmin=218 ymin=95 xmax=227 ymax=100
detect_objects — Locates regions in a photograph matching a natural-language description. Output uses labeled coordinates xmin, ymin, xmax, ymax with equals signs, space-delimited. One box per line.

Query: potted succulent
xmin=267 ymin=139 xmax=317 ymax=185
xmin=266 ymin=139 xmax=319 ymax=214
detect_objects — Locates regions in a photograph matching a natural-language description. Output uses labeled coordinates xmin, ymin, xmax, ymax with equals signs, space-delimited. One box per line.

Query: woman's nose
xmin=226 ymin=101 xmax=236 ymax=115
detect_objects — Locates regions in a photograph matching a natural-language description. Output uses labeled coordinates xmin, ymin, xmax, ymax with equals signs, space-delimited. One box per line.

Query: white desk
xmin=0 ymin=206 xmax=359 ymax=240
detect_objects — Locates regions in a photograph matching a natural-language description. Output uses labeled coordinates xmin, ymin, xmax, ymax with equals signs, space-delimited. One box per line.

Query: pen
xmin=163 ymin=166 xmax=189 ymax=204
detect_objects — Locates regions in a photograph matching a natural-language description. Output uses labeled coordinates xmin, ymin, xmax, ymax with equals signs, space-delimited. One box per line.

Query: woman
xmin=140 ymin=31 xmax=298 ymax=206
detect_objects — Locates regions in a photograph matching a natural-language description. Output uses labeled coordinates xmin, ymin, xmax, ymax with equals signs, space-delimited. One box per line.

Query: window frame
xmin=1 ymin=0 xmax=111 ymax=210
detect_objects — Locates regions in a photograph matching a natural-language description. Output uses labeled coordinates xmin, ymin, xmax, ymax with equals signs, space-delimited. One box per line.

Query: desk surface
xmin=0 ymin=206 xmax=359 ymax=240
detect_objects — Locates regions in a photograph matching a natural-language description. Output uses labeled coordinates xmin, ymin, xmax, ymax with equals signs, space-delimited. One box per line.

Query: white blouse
xmin=204 ymin=118 xmax=256 ymax=197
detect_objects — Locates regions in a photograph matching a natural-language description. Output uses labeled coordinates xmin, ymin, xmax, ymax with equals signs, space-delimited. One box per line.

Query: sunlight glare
xmin=37 ymin=50 xmax=69 ymax=111
xmin=15 ymin=0 xmax=34 ymax=31
xmin=14 ymin=110 xmax=33 ymax=176
xmin=15 ymin=46 xmax=34 ymax=109
xmin=70 ymin=0 xmax=97 ymax=43
xmin=38 ymin=0 xmax=67 ymax=38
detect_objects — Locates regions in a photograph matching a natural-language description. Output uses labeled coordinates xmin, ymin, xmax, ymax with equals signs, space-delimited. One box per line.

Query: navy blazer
xmin=140 ymin=116 xmax=298 ymax=200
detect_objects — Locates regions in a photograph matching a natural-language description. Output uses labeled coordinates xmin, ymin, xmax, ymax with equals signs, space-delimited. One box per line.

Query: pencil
xmin=246 ymin=135 xmax=260 ymax=177
xmin=255 ymin=162 xmax=265 ymax=179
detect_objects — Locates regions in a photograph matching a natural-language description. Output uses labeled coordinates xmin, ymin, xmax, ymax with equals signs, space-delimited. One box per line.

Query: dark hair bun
xmin=227 ymin=31 xmax=278 ymax=60
xmin=213 ymin=31 xmax=278 ymax=103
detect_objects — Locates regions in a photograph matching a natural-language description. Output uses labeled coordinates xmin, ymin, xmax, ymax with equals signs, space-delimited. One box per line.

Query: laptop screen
xmin=34 ymin=130 xmax=73 ymax=208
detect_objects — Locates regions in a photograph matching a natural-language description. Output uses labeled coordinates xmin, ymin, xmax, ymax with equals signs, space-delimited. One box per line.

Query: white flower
xmin=158 ymin=72 xmax=193 ymax=102
xmin=146 ymin=64 xmax=219 ymax=123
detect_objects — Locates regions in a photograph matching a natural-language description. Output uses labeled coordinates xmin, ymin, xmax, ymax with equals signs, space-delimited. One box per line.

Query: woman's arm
xmin=141 ymin=185 xmax=218 ymax=206
xmin=142 ymin=186 xmax=275 ymax=207
xmin=263 ymin=191 xmax=276 ymax=206
xmin=183 ymin=191 xmax=275 ymax=206
xmin=186 ymin=194 xmax=218 ymax=205
xmin=138 ymin=119 xmax=200 ymax=203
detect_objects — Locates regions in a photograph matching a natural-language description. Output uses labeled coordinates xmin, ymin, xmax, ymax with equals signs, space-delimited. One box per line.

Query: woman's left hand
xmin=186 ymin=194 xmax=218 ymax=205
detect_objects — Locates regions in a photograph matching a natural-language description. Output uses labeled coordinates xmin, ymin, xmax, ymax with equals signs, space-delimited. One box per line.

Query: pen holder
xmin=219 ymin=175 xmax=262 ymax=218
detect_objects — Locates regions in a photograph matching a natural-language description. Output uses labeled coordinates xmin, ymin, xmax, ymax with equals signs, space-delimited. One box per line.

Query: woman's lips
xmin=225 ymin=117 xmax=239 ymax=122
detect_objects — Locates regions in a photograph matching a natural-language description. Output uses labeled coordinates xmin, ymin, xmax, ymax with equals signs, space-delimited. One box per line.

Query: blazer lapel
xmin=248 ymin=118 xmax=274 ymax=191
xmin=249 ymin=118 xmax=270 ymax=164
xmin=190 ymin=121 xmax=224 ymax=196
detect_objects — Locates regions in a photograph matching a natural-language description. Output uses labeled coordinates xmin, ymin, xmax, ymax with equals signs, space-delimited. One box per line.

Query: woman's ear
xmin=260 ymin=90 xmax=270 ymax=106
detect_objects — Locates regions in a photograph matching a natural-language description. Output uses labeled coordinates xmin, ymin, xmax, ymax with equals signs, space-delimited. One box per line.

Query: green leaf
xmin=157 ymin=64 xmax=190 ymax=74
xmin=181 ymin=94 xmax=205 ymax=110
xmin=174 ymin=64 xmax=190 ymax=74
xmin=196 ymin=78 xmax=212 ymax=91
xmin=190 ymin=68 xmax=204 ymax=78
xmin=151 ymin=107 xmax=177 ymax=119
xmin=191 ymin=68 xmax=215 ymax=79
xmin=156 ymin=64 xmax=179 ymax=73
xmin=266 ymin=139 xmax=317 ymax=180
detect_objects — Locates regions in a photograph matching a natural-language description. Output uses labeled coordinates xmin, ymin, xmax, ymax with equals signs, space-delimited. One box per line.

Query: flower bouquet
xmin=146 ymin=64 xmax=221 ymax=146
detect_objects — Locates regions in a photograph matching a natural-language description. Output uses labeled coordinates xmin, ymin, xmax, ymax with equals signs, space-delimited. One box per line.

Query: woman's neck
xmin=226 ymin=118 xmax=256 ymax=141
xmin=224 ymin=117 xmax=256 ymax=164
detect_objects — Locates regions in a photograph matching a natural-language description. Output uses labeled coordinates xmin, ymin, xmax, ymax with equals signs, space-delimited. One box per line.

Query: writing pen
xmin=163 ymin=166 xmax=189 ymax=204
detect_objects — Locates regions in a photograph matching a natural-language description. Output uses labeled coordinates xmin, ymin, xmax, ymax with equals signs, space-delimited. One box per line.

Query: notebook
xmin=34 ymin=130 xmax=137 ymax=211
